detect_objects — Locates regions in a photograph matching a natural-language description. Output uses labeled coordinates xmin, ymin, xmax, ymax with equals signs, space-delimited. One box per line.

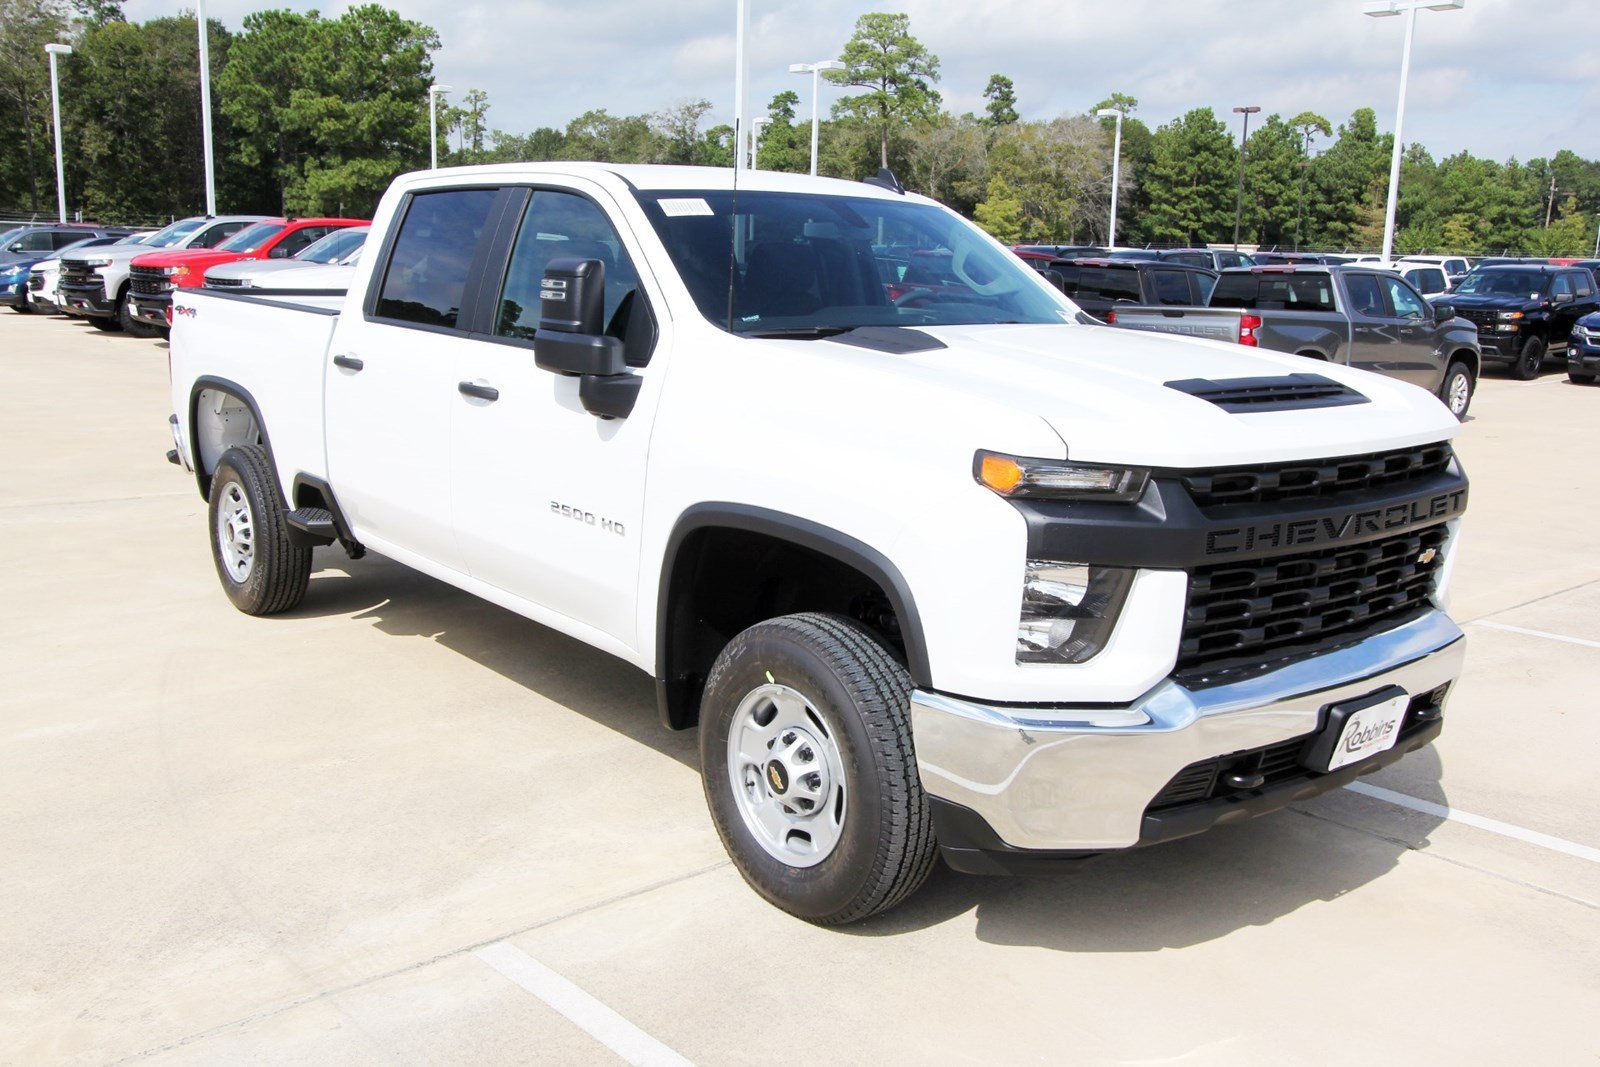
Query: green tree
xmin=825 ymin=12 xmax=941 ymax=170
xmin=219 ymin=5 xmax=439 ymax=216
xmin=0 ymin=0 xmax=71 ymax=213
xmin=652 ymin=98 xmax=714 ymax=165
xmin=982 ymin=74 xmax=1018 ymax=127
xmin=756 ymin=90 xmax=805 ymax=172
xmin=1143 ymin=107 xmax=1235 ymax=245
xmin=1240 ymin=114 xmax=1303 ymax=247
xmin=1287 ymin=111 xmax=1332 ymax=248
xmin=1305 ymin=108 xmax=1388 ymax=249
xmin=559 ymin=109 xmax=663 ymax=163
xmin=973 ymin=174 xmax=1023 ymax=242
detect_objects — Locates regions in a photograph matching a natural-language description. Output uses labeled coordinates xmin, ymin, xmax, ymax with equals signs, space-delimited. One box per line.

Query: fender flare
xmin=655 ymin=502 xmax=932 ymax=729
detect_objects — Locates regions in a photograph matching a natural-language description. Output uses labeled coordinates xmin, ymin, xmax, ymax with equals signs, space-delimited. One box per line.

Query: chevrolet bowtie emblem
xmin=1418 ymin=547 xmax=1439 ymax=565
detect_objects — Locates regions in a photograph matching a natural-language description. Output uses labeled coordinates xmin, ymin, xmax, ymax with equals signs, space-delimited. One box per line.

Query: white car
xmin=203 ymin=226 xmax=368 ymax=290
xmin=167 ymin=163 xmax=1468 ymax=924
xmin=1371 ymin=260 xmax=1452 ymax=296
xmin=1398 ymin=255 xmax=1472 ymax=287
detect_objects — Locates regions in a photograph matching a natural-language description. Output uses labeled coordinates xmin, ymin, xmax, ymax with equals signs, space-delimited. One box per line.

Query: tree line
xmin=3 ymin=4 xmax=1596 ymax=255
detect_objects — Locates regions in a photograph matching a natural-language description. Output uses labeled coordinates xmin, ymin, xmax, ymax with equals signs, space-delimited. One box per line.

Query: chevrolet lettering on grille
xmin=1204 ymin=486 xmax=1468 ymax=556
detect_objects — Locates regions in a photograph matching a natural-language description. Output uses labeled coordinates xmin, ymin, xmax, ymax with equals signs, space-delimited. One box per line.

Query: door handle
xmin=458 ymin=381 xmax=499 ymax=402
xmin=332 ymin=354 xmax=364 ymax=371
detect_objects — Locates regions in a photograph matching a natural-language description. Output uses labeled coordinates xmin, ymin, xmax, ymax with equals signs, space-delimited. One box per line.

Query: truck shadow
xmin=285 ymin=555 xmax=697 ymax=770
xmin=287 ymin=553 xmax=1449 ymax=949
xmin=854 ymin=745 xmax=1448 ymax=951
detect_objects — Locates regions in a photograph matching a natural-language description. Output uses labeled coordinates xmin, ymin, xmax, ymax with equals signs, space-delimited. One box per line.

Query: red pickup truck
xmin=128 ymin=217 xmax=367 ymax=329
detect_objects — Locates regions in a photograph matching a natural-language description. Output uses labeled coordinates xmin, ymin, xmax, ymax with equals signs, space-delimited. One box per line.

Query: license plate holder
xmin=1301 ymin=685 xmax=1410 ymax=773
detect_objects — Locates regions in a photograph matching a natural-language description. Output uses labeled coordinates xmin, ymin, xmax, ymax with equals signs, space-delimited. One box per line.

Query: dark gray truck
xmin=1108 ymin=264 xmax=1482 ymax=419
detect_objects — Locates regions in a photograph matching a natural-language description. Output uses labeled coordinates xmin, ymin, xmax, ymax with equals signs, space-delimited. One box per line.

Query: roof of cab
xmin=398 ymin=162 xmax=920 ymax=201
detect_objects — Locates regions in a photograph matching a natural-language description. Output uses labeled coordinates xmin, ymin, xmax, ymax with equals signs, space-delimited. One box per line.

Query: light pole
xmin=44 ymin=43 xmax=71 ymax=223
xmin=789 ymin=59 xmax=846 ymax=177
xmin=1096 ymin=108 xmax=1124 ymax=247
xmin=428 ymin=84 xmax=453 ymax=170
xmin=750 ymin=117 xmax=770 ymax=170
xmin=1231 ymin=105 xmax=1260 ymax=251
xmin=196 ymin=0 xmax=216 ymax=215
xmin=1365 ymin=0 xmax=1465 ymax=262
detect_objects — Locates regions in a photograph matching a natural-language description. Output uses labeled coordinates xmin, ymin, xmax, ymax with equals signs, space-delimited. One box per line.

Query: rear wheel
xmin=1441 ymin=360 xmax=1474 ymax=419
xmin=699 ymin=613 xmax=936 ymax=925
xmin=1512 ymin=336 xmax=1545 ymax=381
xmin=208 ymin=444 xmax=311 ymax=615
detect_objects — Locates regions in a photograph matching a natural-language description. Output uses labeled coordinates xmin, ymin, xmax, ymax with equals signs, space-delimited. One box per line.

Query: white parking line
xmin=1472 ymin=620 xmax=1600 ymax=650
xmin=474 ymin=941 xmax=694 ymax=1067
xmin=1345 ymin=781 xmax=1600 ymax=865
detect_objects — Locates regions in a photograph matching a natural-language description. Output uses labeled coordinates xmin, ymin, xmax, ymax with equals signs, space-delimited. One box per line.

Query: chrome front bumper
xmin=911 ymin=611 xmax=1464 ymax=853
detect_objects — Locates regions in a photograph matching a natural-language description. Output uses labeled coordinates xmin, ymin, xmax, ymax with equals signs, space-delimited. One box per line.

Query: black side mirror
xmin=533 ymin=257 xmax=640 ymax=420
xmin=1433 ymin=302 xmax=1454 ymax=321
xmin=268 ymin=246 xmax=290 ymax=259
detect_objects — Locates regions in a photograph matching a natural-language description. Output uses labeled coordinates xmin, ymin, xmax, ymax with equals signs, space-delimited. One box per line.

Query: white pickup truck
xmin=167 ymin=163 xmax=1469 ymax=924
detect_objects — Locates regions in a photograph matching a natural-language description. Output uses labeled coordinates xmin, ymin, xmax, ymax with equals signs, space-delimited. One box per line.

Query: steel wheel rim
xmin=1448 ymin=372 xmax=1470 ymax=414
xmin=215 ymin=480 xmax=255 ymax=584
xmin=726 ymin=683 xmax=847 ymax=868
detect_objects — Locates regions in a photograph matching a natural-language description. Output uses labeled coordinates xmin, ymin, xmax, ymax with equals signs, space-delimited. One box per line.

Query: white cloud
xmin=122 ymin=0 xmax=1600 ymax=160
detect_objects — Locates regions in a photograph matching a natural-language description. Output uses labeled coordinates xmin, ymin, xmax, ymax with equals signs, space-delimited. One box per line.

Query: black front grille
xmin=1177 ymin=524 xmax=1449 ymax=686
xmin=129 ymin=266 xmax=172 ymax=296
xmin=1180 ymin=442 xmax=1453 ymax=510
xmin=1146 ymin=688 xmax=1446 ymax=812
xmin=59 ymin=258 xmax=97 ymax=284
xmin=1455 ymin=307 xmax=1497 ymax=330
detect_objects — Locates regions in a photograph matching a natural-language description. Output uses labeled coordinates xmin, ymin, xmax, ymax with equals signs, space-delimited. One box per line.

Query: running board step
xmin=285 ymin=506 xmax=337 ymax=544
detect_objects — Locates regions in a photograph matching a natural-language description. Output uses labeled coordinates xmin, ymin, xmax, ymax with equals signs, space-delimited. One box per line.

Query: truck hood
xmin=817 ymin=323 xmax=1459 ymax=468
xmin=1441 ymin=292 xmax=1542 ymax=311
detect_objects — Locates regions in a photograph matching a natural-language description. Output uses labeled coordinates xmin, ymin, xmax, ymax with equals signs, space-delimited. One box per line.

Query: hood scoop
xmin=1164 ymin=373 xmax=1369 ymax=413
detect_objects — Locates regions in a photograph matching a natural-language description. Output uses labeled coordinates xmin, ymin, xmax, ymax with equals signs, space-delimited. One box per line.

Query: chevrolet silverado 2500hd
xmin=167 ymin=164 xmax=1470 ymax=925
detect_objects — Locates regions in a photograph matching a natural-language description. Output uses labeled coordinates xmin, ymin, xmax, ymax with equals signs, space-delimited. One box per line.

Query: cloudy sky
xmin=127 ymin=0 xmax=1599 ymax=162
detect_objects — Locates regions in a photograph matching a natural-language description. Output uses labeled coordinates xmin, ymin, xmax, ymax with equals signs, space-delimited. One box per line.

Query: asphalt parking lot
xmin=3 ymin=311 xmax=1597 ymax=1065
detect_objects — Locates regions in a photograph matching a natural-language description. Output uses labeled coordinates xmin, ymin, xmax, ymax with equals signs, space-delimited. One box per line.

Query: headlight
xmin=976 ymin=451 xmax=1149 ymax=501
xmin=159 ymin=266 xmax=178 ymax=277
xmin=1017 ymin=561 xmax=1135 ymax=664
xmin=1496 ymin=310 xmax=1524 ymax=321
xmin=82 ymin=257 xmax=111 ymax=268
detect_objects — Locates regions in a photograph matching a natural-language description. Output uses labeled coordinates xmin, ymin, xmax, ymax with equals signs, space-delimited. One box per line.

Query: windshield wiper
xmin=741 ymin=325 xmax=858 ymax=340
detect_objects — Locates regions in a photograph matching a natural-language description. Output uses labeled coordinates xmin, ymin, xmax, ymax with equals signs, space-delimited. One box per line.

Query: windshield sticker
xmin=659 ymin=198 xmax=715 ymax=217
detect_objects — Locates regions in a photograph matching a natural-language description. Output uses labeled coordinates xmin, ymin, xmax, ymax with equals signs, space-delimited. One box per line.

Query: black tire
xmin=117 ymin=286 xmax=156 ymax=337
xmin=1440 ymin=360 xmax=1474 ymax=420
xmin=88 ymin=315 xmax=122 ymax=332
xmin=1571 ymin=371 xmax=1597 ymax=385
xmin=1512 ymin=336 xmax=1545 ymax=381
xmin=207 ymin=444 xmax=311 ymax=615
xmin=700 ymin=612 xmax=936 ymax=925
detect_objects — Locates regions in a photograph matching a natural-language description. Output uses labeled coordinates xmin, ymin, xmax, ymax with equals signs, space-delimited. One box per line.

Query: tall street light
xmin=1231 ymin=105 xmax=1260 ymax=251
xmin=428 ymin=84 xmax=453 ymax=170
xmin=1365 ymin=0 xmax=1465 ymax=262
xmin=196 ymin=0 xmax=216 ymax=215
xmin=1096 ymin=108 xmax=1124 ymax=247
xmin=789 ymin=59 xmax=846 ymax=177
xmin=44 ymin=43 xmax=72 ymax=223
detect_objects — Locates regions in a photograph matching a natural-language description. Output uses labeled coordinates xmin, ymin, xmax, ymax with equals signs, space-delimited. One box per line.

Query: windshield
xmin=634 ymin=190 xmax=1071 ymax=335
xmin=1455 ymin=269 xmax=1548 ymax=298
xmin=144 ymin=218 xmax=206 ymax=249
xmin=296 ymin=227 xmax=368 ymax=264
xmin=217 ymin=222 xmax=286 ymax=253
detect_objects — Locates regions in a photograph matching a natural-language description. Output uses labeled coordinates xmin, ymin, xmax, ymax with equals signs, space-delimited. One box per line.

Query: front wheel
xmin=119 ymin=289 xmax=156 ymax=337
xmin=208 ymin=444 xmax=311 ymax=615
xmin=1512 ymin=336 xmax=1545 ymax=381
xmin=1441 ymin=360 xmax=1474 ymax=419
xmin=699 ymin=613 xmax=936 ymax=925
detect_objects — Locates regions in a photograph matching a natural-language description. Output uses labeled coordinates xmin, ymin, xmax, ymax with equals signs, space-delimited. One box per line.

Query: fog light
xmin=1017 ymin=561 xmax=1135 ymax=664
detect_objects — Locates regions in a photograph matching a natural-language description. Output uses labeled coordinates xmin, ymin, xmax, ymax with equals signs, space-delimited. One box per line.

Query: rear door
xmin=448 ymin=181 xmax=666 ymax=646
xmin=323 ymin=186 xmax=503 ymax=569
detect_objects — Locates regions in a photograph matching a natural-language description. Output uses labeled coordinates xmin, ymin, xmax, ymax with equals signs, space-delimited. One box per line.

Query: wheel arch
xmin=1446 ymin=347 xmax=1480 ymax=380
xmin=187 ymin=376 xmax=279 ymax=502
xmin=655 ymin=503 xmax=931 ymax=732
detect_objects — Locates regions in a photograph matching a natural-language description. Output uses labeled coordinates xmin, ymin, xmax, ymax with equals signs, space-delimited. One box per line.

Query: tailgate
xmin=1109 ymin=307 xmax=1240 ymax=344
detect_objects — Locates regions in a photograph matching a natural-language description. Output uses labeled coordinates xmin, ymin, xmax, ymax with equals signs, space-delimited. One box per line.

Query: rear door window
xmin=1150 ymin=269 xmax=1195 ymax=305
xmin=374 ymin=188 xmax=500 ymax=330
xmin=1210 ymin=272 xmax=1337 ymax=311
xmin=1344 ymin=274 xmax=1386 ymax=317
xmin=9 ymin=230 xmax=55 ymax=252
xmin=194 ymin=221 xmax=250 ymax=249
xmin=1054 ymin=265 xmax=1140 ymax=302
xmin=275 ymin=226 xmax=334 ymax=258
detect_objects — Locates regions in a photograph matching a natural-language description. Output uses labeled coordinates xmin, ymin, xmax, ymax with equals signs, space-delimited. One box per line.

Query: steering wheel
xmin=892 ymin=287 xmax=939 ymax=308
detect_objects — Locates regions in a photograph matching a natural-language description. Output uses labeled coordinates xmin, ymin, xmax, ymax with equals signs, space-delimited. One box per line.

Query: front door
xmin=1374 ymin=273 xmax=1445 ymax=389
xmin=324 ymin=186 xmax=503 ymax=570
xmin=450 ymin=181 xmax=667 ymax=649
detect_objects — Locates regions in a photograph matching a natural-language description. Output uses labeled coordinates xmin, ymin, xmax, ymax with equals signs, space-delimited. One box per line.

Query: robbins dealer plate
xmin=1305 ymin=686 xmax=1410 ymax=773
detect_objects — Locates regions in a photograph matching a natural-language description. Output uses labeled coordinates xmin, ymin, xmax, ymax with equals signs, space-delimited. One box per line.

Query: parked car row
xmin=16 ymin=214 xmax=369 ymax=336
